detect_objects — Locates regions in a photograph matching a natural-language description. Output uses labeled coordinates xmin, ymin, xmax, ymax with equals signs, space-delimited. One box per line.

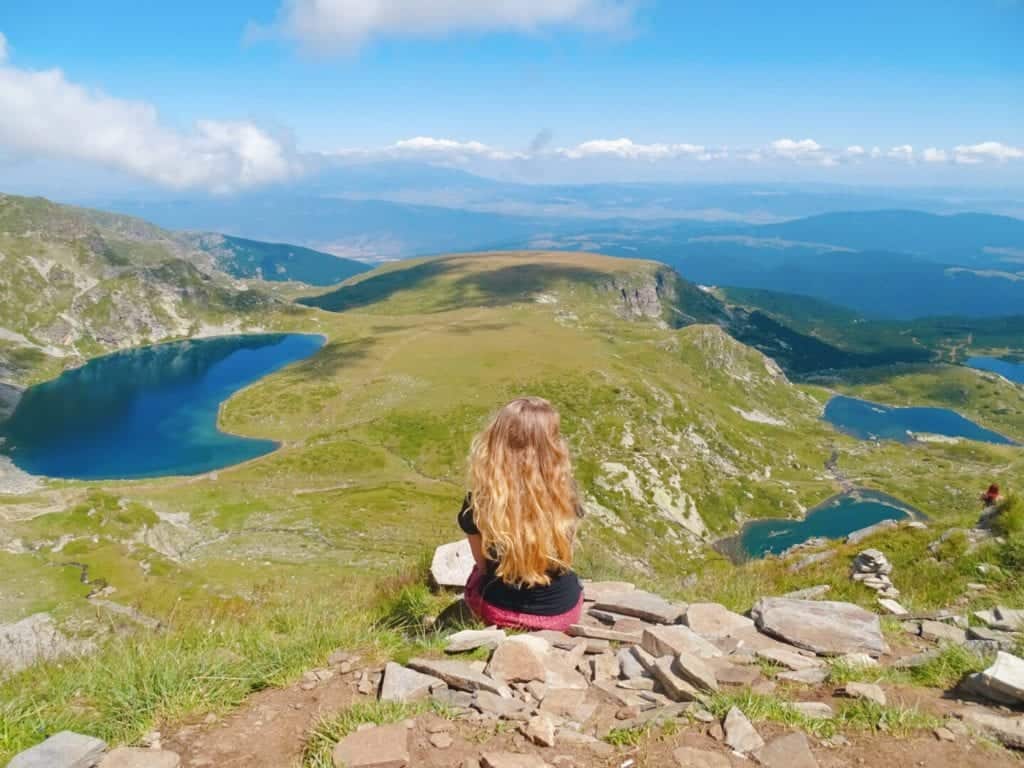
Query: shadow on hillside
xmin=286 ymin=337 xmax=375 ymax=379
xmin=445 ymin=322 xmax=515 ymax=335
xmin=297 ymin=260 xmax=458 ymax=312
xmin=443 ymin=263 xmax=608 ymax=310
xmin=297 ymin=260 xmax=611 ymax=315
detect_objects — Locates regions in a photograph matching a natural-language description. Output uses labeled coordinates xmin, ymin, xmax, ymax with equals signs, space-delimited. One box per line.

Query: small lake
xmin=722 ymin=490 xmax=917 ymax=560
xmin=824 ymin=395 xmax=1016 ymax=445
xmin=967 ymin=356 xmax=1024 ymax=385
xmin=0 ymin=334 xmax=324 ymax=480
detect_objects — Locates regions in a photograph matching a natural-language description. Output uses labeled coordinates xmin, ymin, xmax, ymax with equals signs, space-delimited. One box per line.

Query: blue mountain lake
xmin=967 ymin=356 xmax=1024 ymax=385
xmin=724 ymin=490 xmax=917 ymax=560
xmin=824 ymin=395 xmax=1016 ymax=445
xmin=0 ymin=334 xmax=325 ymax=480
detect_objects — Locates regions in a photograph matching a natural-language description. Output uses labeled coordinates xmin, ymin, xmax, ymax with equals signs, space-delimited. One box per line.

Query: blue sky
xmin=0 ymin=0 xmax=1022 ymax=193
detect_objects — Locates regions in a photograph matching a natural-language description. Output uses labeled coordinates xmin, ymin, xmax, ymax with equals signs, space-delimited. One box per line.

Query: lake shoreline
xmin=714 ymin=487 xmax=926 ymax=564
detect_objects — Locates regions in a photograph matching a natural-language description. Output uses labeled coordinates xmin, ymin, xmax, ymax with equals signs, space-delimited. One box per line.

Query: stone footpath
xmin=9 ymin=548 xmax=1024 ymax=768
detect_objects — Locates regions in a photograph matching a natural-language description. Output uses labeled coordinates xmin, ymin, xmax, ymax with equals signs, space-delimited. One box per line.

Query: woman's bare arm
xmin=467 ymin=533 xmax=488 ymax=569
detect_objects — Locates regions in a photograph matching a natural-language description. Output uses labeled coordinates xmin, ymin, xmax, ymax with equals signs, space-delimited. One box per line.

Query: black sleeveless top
xmin=458 ymin=494 xmax=582 ymax=616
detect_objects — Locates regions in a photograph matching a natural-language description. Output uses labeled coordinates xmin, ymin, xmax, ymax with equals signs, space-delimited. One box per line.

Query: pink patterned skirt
xmin=463 ymin=565 xmax=583 ymax=631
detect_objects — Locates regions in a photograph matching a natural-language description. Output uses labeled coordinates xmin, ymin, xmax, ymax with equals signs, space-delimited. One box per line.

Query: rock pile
xmin=851 ymin=549 xmax=900 ymax=599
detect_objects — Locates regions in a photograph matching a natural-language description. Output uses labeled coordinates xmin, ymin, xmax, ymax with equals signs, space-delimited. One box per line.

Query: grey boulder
xmin=751 ymin=598 xmax=890 ymax=657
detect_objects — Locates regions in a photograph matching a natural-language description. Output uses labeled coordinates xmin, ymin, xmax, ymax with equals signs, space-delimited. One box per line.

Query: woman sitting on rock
xmin=459 ymin=396 xmax=584 ymax=631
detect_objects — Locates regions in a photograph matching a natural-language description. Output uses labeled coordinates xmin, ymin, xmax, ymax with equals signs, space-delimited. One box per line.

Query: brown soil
xmin=162 ymin=658 xmax=1024 ymax=768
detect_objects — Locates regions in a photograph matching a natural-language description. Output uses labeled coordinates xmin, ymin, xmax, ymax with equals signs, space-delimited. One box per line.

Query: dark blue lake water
xmin=0 ymin=334 xmax=324 ymax=480
xmin=733 ymin=490 xmax=915 ymax=559
xmin=967 ymin=356 xmax=1024 ymax=385
xmin=824 ymin=395 xmax=1016 ymax=445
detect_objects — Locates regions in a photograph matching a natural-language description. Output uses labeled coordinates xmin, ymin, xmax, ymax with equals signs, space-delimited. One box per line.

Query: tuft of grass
xmin=302 ymin=700 xmax=449 ymax=768
xmin=991 ymin=495 xmax=1024 ymax=537
xmin=829 ymin=643 xmax=990 ymax=689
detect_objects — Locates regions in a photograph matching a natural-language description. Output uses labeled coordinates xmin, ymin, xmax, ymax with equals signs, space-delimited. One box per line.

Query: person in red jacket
xmin=982 ymin=483 xmax=1002 ymax=507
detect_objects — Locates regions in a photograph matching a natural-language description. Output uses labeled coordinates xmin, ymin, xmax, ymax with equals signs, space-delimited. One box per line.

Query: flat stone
xmin=837 ymin=682 xmax=887 ymax=706
xmin=582 ymin=580 xmax=636 ymax=601
xmin=777 ymin=667 xmax=829 ymax=685
xmin=539 ymin=687 xmax=596 ymax=722
xmin=672 ymin=746 xmax=732 ymax=768
xmin=933 ymin=727 xmax=956 ymax=742
xmin=751 ymin=598 xmax=890 ymax=657
xmin=473 ymin=690 xmax=531 ymax=720
xmin=567 ymin=624 xmax=641 ymax=644
xmin=893 ymin=650 xmax=941 ymax=669
xmin=487 ymin=636 xmax=549 ymax=684
xmin=379 ymin=662 xmax=446 ymax=702
xmin=755 ymin=647 xmax=824 ymax=671
xmin=554 ymin=729 xmax=615 ymax=757
xmin=755 ymin=732 xmax=819 ymax=768
xmin=992 ymin=607 xmax=1024 ymax=632
xmin=967 ymin=626 xmax=1019 ymax=651
xmin=428 ymin=732 xmax=453 ymax=749
xmin=673 ymin=651 xmax=719 ymax=692
xmin=99 ymin=749 xmax=181 ymax=768
xmin=8 ymin=731 xmax=107 ymax=768
xmin=445 ymin=628 xmax=507 ymax=653
xmin=617 ymin=677 xmax=656 ymax=691
xmin=618 ymin=646 xmax=648 ymax=679
xmin=967 ymin=651 xmax=1024 ymax=706
xmin=592 ymin=590 xmax=685 ymax=624
xmin=920 ymin=620 xmax=968 ymax=645
xmin=524 ymin=714 xmax=556 ymax=747
xmin=641 ymin=625 xmax=722 ymax=660
xmin=783 ymin=585 xmax=831 ymax=600
xmin=651 ymin=656 xmax=701 ymax=701
xmin=838 ymin=652 xmax=878 ymax=668
xmin=957 ymin=708 xmax=1024 ymax=749
xmin=480 ymin=753 xmax=550 ymax=768
xmin=407 ymin=658 xmax=511 ymax=697
xmin=877 ymin=598 xmax=908 ymax=617
xmin=332 ymin=722 xmax=409 ymax=768
xmin=430 ymin=539 xmax=475 ymax=589
xmin=541 ymin=649 xmax=589 ymax=690
xmin=99 ymin=753 xmax=180 ymax=768
xmin=723 ymin=706 xmax=764 ymax=753
xmin=708 ymin=660 xmax=761 ymax=687
xmin=791 ymin=702 xmax=834 ymax=720
xmin=683 ymin=603 xmax=754 ymax=637
xmin=588 ymin=651 xmax=619 ymax=682
xmin=846 ymin=519 xmax=897 ymax=545
xmin=431 ymin=688 xmax=474 ymax=709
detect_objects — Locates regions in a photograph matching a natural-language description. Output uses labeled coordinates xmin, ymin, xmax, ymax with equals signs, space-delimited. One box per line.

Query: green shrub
xmin=991 ymin=495 xmax=1024 ymax=537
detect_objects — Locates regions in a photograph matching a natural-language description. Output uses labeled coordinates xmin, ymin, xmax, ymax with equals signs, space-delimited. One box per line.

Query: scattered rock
xmin=837 ymin=652 xmax=878 ymax=669
xmin=957 ymin=708 xmax=1024 ymax=749
xmin=553 ymin=729 xmax=614 ymax=757
xmin=539 ymin=688 xmax=595 ymax=722
xmin=581 ymin=580 xmax=636 ymax=602
xmin=792 ymin=702 xmax=834 ymax=720
xmin=837 ymin=682 xmax=887 ymax=706
xmin=7 ymin=731 xmax=107 ymax=768
xmin=672 ymin=651 xmax=719 ymax=692
xmin=524 ymin=714 xmax=556 ymax=747
xmin=617 ymin=647 xmax=648 ymax=679
xmin=99 ymin=749 xmax=180 ymax=768
xmin=480 ymin=752 xmax=550 ymax=768
xmin=430 ymin=539 xmax=474 ymax=589
xmin=567 ymin=624 xmax=641 ymax=644
xmin=487 ymin=636 xmax=549 ymax=683
xmin=919 ymin=620 xmax=968 ymax=645
xmin=473 ymin=690 xmax=531 ymax=720
xmin=877 ymin=598 xmax=908 ymax=617
xmin=788 ymin=551 xmax=836 ymax=573
xmin=592 ymin=590 xmax=685 ymax=624
xmin=709 ymin=661 xmax=761 ymax=688
xmin=751 ymin=598 xmax=889 ymax=657
xmin=755 ymin=732 xmax=819 ymax=768
xmin=407 ymin=658 xmax=511 ymax=697
xmin=723 ymin=706 xmax=764 ymax=753
xmin=777 ymin=668 xmax=829 ymax=685
xmin=933 ymin=727 xmax=956 ymax=742
xmin=650 ymin=656 xmax=700 ymax=702
xmin=379 ymin=662 xmax=445 ymax=703
xmin=967 ymin=626 xmax=1019 ymax=651
xmin=963 ymin=651 xmax=1024 ymax=706
xmin=671 ymin=746 xmax=732 ymax=767
xmin=332 ymin=722 xmax=409 ymax=768
xmin=446 ymin=628 xmax=507 ymax=654
xmin=754 ymin=647 xmax=824 ymax=672
xmin=846 ymin=519 xmax=898 ymax=545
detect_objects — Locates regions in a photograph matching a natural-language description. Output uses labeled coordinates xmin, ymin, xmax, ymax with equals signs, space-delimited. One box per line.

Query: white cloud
xmin=558 ymin=138 xmax=713 ymax=161
xmin=392 ymin=136 xmax=525 ymax=161
xmin=263 ymin=0 xmax=635 ymax=52
xmin=887 ymin=144 xmax=915 ymax=162
xmin=767 ymin=138 xmax=838 ymax=166
xmin=0 ymin=55 xmax=302 ymax=191
xmin=0 ymin=32 xmax=8 ymax=63
xmin=922 ymin=147 xmax=948 ymax=164
xmin=953 ymin=141 xmax=1024 ymax=164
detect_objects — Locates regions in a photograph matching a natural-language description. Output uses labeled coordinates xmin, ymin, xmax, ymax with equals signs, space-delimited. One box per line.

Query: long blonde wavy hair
xmin=469 ymin=397 xmax=579 ymax=588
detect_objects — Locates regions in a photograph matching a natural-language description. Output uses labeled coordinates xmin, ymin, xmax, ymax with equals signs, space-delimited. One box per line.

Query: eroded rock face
xmin=751 ymin=598 xmax=890 ymax=657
